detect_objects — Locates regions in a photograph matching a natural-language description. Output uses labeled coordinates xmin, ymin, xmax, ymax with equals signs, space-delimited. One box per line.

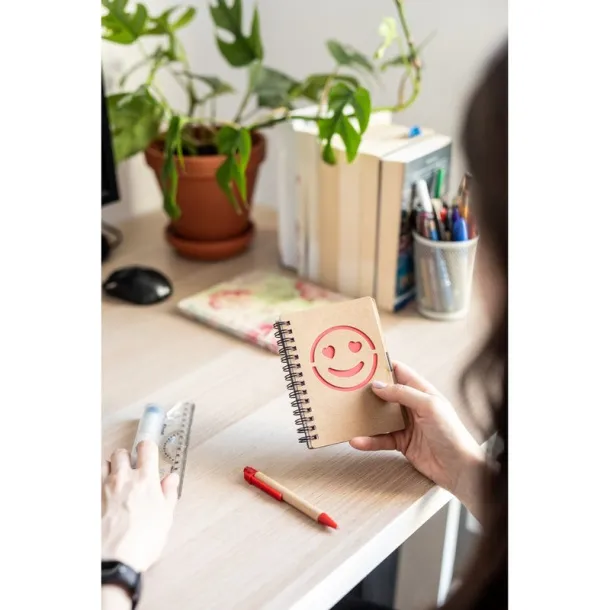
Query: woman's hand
xmin=102 ymin=440 xmax=179 ymax=573
xmin=350 ymin=361 xmax=488 ymax=520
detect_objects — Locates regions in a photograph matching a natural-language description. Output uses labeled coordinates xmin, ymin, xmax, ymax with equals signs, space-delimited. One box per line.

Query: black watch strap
xmin=102 ymin=560 xmax=141 ymax=609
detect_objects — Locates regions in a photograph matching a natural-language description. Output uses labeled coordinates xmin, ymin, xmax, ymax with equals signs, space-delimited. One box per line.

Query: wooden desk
xmin=102 ymin=207 xmax=487 ymax=610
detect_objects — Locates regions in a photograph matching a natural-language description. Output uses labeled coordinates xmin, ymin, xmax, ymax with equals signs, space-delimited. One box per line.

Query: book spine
xmin=273 ymin=320 xmax=318 ymax=448
xmin=276 ymin=123 xmax=299 ymax=270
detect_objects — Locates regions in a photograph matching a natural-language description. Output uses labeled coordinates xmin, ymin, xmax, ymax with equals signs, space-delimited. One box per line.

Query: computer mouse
xmin=103 ymin=266 xmax=173 ymax=305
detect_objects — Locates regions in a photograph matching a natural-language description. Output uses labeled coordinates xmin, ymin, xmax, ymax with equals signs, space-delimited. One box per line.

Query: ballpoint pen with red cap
xmin=243 ymin=466 xmax=338 ymax=529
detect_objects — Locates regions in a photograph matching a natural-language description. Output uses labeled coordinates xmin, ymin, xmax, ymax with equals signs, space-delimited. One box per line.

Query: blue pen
xmin=451 ymin=206 xmax=460 ymax=227
xmin=452 ymin=217 xmax=468 ymax=241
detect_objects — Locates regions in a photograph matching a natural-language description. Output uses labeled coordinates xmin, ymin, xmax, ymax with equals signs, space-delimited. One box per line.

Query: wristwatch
xmin=101 ymin=560 xmax=141 ymax=609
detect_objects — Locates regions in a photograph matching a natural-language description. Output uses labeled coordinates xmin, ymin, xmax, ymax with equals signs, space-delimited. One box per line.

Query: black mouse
xmin=103 ymin=266 xmax=173 ymax=305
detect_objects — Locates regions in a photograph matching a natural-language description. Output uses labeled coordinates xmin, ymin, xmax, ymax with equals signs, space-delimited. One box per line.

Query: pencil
xmin=244 ymin=467 xmax=338 ymax=529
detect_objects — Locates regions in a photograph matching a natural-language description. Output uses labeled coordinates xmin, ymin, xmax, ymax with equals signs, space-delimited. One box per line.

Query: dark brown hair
xmin=442 ymin=43 xmax=508 ymax=609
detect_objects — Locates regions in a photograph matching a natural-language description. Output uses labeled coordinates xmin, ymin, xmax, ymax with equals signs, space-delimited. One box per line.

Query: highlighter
xmin=434 ymin=168 xmax=445 ymax=198
xmin=130 ymin=404 xmax=166 ymax=467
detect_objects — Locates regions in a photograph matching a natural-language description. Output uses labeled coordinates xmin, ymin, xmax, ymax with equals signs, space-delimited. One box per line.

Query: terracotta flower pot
xmin=144 ymin=131 xmax=267 ymax=261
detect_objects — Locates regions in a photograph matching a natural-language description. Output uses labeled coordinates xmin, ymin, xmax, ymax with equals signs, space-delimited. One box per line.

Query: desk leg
xmin=436 ymin=497 xmax=461 ymax=606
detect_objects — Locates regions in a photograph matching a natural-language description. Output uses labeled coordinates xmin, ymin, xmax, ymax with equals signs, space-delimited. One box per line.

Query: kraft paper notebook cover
xmin=274 ymin=296 xmax=406 ymax=449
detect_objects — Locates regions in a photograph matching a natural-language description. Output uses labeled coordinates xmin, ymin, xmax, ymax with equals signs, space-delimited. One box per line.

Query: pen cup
xmin=413 ymin=232 xmax=479 ymax=320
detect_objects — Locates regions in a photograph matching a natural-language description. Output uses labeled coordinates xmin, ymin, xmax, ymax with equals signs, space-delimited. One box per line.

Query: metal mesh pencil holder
xmin=413 ymin=232 xmax=479 ymax=321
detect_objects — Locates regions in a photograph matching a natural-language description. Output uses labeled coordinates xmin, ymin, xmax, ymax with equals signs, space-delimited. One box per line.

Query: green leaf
xmin=144 ymin=6 xmax=177 ymax=34
xmin=335 ymin=115 xmax=360 ymax=161
xmin=289 ymin=73 xmax=359 ymax=102
xmin=215 ymin=158 xmax=235 ymax=209
xmin=173 ymin=6 xmax=196 ymax=30
xmin=209 ymin=0 xmax=240 ymax=31
xmin=102 ymin=0 xmax=148 ymax=44
xmin=351 ymin=87 xmax=371 ymax=134
xmin=321 ymin=143 xmax=336 ymax=165
xmin=374 ymin=17 xmax=398 ymax=60
xmin=326 ymin=40 xmax=351 ymax=65
xmin=215 ymin=125 xmax=240 ymax=154
xmin=249 ymin=64 xmax=299 ymax=109
xmin=209 ymin=0 xmax=263 ymax=67
xmin=326 ymin=39 xmax=375 ymax=75
xmin=160 ymin=115 xmax=184 ymax=220
xmin=248 ymin=8 xmax=263 ymax=62
xmin=181 ymin=72 xmax=235 ymax=101
xmin=145 ymin=5 xmax=196 ymax=35
xmin=214 ymin=126 xmax=252 ymax=211
xmin=106 ymin=86 xmax=164 ymax=162
xmin=238 ymin=129 xmax=252 ymax=167
xmin=317 ymin=83 xmax=371 ymax=164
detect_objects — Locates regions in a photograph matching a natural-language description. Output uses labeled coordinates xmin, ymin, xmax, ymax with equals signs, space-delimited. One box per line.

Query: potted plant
xmin=101 ymin=0 xmax=424 ymax=260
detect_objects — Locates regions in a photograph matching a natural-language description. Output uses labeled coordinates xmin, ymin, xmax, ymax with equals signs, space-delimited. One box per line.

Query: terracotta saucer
xmin=165 ymin=222 xmax=256 ymax=261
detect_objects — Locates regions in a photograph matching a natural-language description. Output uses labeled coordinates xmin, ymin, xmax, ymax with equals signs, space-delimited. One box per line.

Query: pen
xmin=457 ymin=172 xmax=470 ymax=197
xmin=427 ymin=215 xmax=439 ymax=241
xmin=416 ymin=179 xmax=433 ymax=214
xmin=416 ymin=180 xmax=442 ymax=240
xmin=421 ymin=213 xmax=431 ymax=239
xmin=431 ymin=209 xmax=442 ymax=242
xmin=452 ymin=217 xmax=468 ymax=242
xmin=244 ymin=467 xmax=338 ymax=529
xmin=438 ymin=206 xmax=450 ymax=240
xmin=451 ymin=204 xmax=460 ymax=227
xmin=460 ymin=192 xmax=469 ymax=221
xmin=442 ymin=202 xmax=450 ymax=236
xmin=417 ymin=180 xmax=454 ymax=308
xmin=420 ymin=212 xmax=437 ymax=240
xmin=439 ymin=205 xmax=447 ymax=225
xmin=457 ymin=172 xmax=471 ymax=219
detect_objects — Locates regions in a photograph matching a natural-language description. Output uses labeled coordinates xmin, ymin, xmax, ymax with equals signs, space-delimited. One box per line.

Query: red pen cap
xmin=243 ymin=466 xmax=258 ymax=483
xmin=243 ymin=466 xmax=283 ymax=501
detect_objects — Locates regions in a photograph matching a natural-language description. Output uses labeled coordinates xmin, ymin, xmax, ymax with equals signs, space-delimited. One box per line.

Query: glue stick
xmin=130 ymin=405 xmax=166 ymax=467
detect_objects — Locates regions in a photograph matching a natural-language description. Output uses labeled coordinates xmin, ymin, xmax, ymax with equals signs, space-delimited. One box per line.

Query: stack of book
xmin=277 ymin=109 xmax=452 ymax=313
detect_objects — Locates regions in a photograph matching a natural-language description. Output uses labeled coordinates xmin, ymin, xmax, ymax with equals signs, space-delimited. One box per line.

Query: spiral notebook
xmin=274 ymin=296 xmax=407 ymax=449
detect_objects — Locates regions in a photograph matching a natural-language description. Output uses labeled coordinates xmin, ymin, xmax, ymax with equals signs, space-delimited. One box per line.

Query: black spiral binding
xmin=274 ymin=320 xmax=318 ymax=447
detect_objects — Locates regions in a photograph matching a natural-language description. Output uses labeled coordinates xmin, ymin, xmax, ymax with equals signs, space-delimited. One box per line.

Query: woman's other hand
xmin=350 ymin=361 xmax=488 ymax=519
xmin=102 ymin=440 xmax=179 ymax=573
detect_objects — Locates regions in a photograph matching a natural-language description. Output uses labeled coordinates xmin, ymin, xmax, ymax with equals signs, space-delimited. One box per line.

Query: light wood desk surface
xmin=102 ymin=207 xmax=487 ymax=610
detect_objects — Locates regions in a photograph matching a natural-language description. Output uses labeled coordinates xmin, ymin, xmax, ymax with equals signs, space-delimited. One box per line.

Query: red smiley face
xmin=310 ymin=325 xmax=378 ymax=391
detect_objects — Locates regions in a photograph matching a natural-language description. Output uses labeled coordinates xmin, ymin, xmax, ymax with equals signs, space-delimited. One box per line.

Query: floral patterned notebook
xmin=176 ymin=270 xmax=346 ymax=354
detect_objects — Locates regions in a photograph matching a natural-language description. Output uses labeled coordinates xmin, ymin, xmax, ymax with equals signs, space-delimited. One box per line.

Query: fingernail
xmin=372 ymin=380 xmax=387 ymax=389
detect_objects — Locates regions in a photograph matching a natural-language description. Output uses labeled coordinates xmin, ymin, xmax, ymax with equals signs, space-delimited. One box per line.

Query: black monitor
xmin=102 ymin=75 xmax=119 ymax=206
xmin=102 ymin=74 xmax=122 ymax=261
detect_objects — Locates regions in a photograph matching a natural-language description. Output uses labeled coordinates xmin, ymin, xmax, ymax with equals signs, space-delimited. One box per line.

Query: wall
xmin=102 ymin=0 xmax=507 ymax=224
